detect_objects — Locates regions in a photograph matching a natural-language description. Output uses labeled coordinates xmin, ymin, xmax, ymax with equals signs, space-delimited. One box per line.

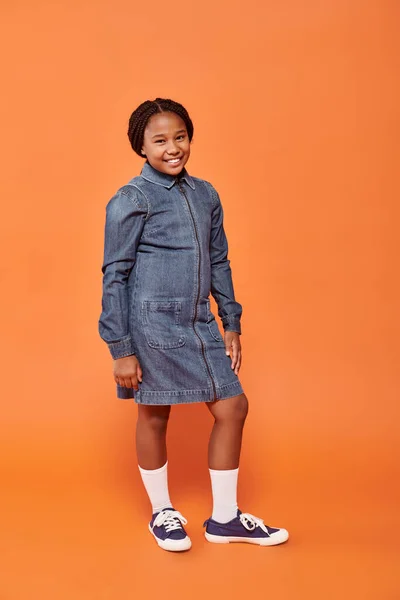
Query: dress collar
xmin=139 ymin=160 xmax=195 ymax=190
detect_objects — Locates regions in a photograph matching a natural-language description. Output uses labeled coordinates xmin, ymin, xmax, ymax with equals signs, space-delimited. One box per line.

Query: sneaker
xmin=203 ymin=509 xmax=289 ymax=546
xmin=149 ymin=508 xmax=192 ymax=552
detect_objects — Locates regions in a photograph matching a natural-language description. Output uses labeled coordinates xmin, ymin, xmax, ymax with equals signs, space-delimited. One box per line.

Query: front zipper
xmin=177 ymin=181 xmax=217 ymax=400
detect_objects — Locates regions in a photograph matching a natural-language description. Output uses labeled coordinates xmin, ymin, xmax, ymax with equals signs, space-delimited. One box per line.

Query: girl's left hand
xmin=224 ymin=331 xmax=242 ymax=375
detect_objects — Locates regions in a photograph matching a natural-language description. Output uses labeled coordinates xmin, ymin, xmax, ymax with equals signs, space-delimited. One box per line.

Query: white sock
xmin=209 ymin=467 xmax=239 ymax=523
xmin=138 ymin=461 xmax=173 ymax=514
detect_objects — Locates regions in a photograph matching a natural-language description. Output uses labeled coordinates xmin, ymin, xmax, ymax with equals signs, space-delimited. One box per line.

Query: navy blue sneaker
xmin=203 ymin=509 xmax=289 ymax=546
xmin=149 ymin=508 xmax=192 ymax=552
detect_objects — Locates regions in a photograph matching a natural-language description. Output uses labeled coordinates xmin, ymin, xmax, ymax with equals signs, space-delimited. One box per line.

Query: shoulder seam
xmin=203 ymin=180 xmax=219 ymax=210
xmin=120 ymin=184 xmax=150 ymax=220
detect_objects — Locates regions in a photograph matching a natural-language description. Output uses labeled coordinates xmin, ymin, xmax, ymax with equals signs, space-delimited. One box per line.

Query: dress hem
xmin=116 ymin=379 xmax=244 ymax=405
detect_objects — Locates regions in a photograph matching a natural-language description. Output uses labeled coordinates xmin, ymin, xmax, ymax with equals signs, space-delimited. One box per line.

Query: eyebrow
xmin=151 ymin=129 xmax=187 ymax=139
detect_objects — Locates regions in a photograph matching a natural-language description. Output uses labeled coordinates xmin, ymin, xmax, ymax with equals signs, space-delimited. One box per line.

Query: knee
xmin=216 ymin=394 xmax=249 ymax=425
xmin=138 ymin=406 xmax=171 ymax=433
xmin=235 ymin=394 xmax=249 ymax=423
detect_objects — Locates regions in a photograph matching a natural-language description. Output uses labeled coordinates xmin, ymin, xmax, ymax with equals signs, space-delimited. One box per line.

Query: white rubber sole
xmin=205 ymin=528 xmax=289 ymax=546
xmin=149 ymin=523 xmax=192 ymax=552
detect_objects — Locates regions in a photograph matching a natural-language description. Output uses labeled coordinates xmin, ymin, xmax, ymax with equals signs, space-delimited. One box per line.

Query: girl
xmin=99 ymin=98 xmax=289 ymax=551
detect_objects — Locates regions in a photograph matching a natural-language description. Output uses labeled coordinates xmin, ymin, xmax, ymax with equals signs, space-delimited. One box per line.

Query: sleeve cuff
xmin=222 ymin=316 xmax=242 ymax=335
xmin=107 ymin=336 xmax=135 ymax=360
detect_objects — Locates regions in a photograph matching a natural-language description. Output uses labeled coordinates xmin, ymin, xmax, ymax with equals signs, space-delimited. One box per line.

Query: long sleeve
xmin=98 ymin=186 xmax=148 ymax=359
xmin=207 ymin=183 xmax=243 ymax=334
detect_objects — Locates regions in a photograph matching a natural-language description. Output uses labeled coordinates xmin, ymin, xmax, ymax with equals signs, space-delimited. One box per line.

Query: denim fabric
xmin=98 ymin=160 xmax=244 ymax=404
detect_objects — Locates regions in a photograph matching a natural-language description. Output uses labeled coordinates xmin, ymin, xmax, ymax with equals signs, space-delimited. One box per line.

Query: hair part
xmin=127 ymin=98 xmax=194 ymax=157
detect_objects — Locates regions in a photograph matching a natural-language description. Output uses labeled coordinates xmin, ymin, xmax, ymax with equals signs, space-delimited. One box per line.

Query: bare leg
xmin=136 ymin=404 xmax=171 ymax=469
xmin=206 ymin=393 xmax=249 ymax=469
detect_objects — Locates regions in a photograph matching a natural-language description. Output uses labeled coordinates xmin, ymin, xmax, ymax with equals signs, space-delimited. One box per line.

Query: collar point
xmin=141 ymin=160 xmax=195 ymax=190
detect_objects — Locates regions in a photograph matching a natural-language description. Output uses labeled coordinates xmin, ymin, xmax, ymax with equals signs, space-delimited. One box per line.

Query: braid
xmin=127 ymin=98 xmax=194 ymax=157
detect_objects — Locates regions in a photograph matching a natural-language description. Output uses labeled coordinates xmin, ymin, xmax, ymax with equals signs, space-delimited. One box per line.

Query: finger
xmin=230 ymin=339 xmax=239 ymax=369
xmin=124 ymin=377 xmax=134 ymax=388
xmin=234 ymin=349 xmax=242 ymax=375
xmin=231 ymin=342 xmax=239 ymax=370
xmin=234 ymin=342 xmax=242 ymax=372
xmin=137 ymin=365 xmax=143 ymax=383
xmin=133 ymin=378 xmax=139 ymax=391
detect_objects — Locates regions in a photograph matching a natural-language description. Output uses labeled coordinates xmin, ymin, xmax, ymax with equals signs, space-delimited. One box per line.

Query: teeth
xmin=167 ymin=158 xmax=180 ymax=163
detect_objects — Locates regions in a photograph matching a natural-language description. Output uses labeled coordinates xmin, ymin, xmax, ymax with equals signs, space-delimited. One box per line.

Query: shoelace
xmin=152 ymin=510 xmax=188 ymax=533
xmin=239 ymin=512 xmax=270 ymax=535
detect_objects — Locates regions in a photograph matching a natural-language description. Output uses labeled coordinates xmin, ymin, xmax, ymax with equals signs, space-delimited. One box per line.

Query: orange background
xmin=1 ymin=1 xmax=399 ymax=598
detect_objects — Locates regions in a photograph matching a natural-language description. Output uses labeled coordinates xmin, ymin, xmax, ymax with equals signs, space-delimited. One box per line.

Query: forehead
xmin=145 ymin=111 xmax=187 ymax=135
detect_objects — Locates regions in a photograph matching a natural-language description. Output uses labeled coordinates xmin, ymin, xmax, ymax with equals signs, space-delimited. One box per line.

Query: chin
xmin=162 ymin=166 xmax=182 ymax=175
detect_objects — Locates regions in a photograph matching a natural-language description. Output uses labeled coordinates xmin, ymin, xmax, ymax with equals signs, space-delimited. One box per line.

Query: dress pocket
xmin=141 ymin=300 xmax=186 ymax=349
xmin=206 ymin=300 xmax=224 ymax=342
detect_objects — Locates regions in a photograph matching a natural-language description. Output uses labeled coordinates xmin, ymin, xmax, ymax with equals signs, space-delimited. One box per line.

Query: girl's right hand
xmin=113 ymin=355 xmax=143 ymax=391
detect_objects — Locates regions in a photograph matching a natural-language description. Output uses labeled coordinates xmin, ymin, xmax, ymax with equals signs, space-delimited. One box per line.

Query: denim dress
xmin=98 ymin=160 xmax=244 ymax=405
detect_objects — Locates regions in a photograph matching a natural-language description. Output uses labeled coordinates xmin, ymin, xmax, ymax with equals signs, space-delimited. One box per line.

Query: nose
xmin=166 ymin=142 xmax=180 ymax=155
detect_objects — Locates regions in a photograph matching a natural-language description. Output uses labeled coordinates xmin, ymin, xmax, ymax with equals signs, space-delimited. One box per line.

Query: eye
xmin=155 ymin=139 xmax=165 ymax=144
xmin=177 ymin=135 xmax=185 ymax=140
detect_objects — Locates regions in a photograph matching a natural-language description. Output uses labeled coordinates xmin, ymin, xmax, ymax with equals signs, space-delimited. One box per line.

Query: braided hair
xmin=127 ymin=98 xmax=194 ymax=157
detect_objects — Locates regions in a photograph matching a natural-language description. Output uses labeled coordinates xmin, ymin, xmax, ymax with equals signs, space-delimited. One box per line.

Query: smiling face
xmin=141 ymin=111 xmax=191 ymax=175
